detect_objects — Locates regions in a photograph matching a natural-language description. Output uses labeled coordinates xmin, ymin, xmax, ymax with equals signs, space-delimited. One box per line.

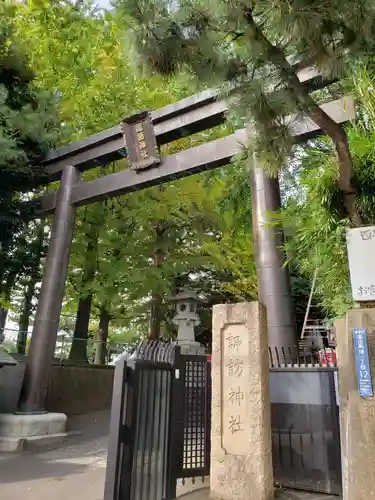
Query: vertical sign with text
xmin=222 ymin=324 xmax=247 ymax=455
xmin=122 ymin=111 xmax=160 ymax=171
xmin=353 ymin=328 xmax=373 ymax=397
xmin=347 ymin=227 xmax=375 ymax=301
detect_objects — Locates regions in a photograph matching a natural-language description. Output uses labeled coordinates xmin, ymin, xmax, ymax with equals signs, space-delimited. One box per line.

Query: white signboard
xmin=347 ymin=226 xmax=375 ymax=301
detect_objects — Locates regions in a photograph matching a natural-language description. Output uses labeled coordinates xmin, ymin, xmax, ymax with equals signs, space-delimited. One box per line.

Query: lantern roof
xmin=170 ymin=286 xmax=205 ymax=303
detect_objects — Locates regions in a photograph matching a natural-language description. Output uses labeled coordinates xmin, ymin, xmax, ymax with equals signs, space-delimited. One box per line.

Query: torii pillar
xmin=19 ymin=165 xmax=80 ymax=413
xmin=250 ymin=156 xmax=297 ymax=353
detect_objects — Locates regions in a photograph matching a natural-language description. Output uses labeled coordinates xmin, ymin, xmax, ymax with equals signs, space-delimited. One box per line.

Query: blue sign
xmin=353 ymin=328 xmax=373 ymax=397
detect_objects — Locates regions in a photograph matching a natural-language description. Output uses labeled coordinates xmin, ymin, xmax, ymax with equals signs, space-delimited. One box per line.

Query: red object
xmin=318 ymin=348 xmax=337 ymax=366
xmin=207 ymin=354 xmax=212 ymax=362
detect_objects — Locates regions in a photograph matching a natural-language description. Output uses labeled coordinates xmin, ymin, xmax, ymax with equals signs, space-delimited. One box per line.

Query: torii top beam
xmin=39 ymin=67 xmax=354 ymax=215
xmin=42 ymin=67 xmax=323 ymax=179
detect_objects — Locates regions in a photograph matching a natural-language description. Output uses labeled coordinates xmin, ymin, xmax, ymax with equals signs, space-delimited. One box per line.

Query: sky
xmin=95 ymin=0 xmax=112 ymax=7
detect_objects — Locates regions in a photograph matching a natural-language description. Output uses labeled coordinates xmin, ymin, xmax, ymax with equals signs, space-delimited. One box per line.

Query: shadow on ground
xmin=0 ymin=455 xmax=89 ymax=484
xmin=0 ymin=409 xmax=339 ymax=500
xmin=178 ymin=487 xmax=338 ymax=500
xmin=0 ymin=409 xmax=111 ymax=500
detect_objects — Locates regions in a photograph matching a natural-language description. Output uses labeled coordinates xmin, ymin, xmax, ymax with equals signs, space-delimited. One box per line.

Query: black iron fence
xmin=269 ymin=347 xmax=341 ymax=496
xmin=104 ymin=342 xmax=211 ymax=500
xmin=269 ymin=345 xmax=337 ymax=368
xmin=105 ymin=341 xmax=341 ymax=499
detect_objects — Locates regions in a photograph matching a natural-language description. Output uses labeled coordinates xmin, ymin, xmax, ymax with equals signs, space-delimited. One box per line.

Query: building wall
xmin=45 ymin=365 xmax=114 ymax=416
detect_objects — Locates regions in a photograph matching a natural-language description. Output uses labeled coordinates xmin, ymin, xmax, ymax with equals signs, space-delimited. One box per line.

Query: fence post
xmin=104 ymin=354 xmax=138 ymax=500
xmin=166 ymin=346 xmax=185 ymax=500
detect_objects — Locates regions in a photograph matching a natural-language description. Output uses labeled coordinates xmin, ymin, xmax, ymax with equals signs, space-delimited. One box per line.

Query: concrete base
xmin=0 ymin=431 xmax=81 ymax=453
xmin=0 ymin=412 xmax=71 ymax=453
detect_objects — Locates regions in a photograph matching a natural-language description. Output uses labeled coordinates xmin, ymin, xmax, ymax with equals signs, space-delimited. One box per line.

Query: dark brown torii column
xmin=19 ymin=166 xmax=80 ymax=413
xmin=250 ymin=158 xmax=297 ymax=354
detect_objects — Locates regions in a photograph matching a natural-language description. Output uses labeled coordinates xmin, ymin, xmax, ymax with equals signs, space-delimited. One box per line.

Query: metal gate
xmin=269 ymin=350 xmax=342 ymax=496
xmin=104 ymin=342 xmax=211 ymax=500
xmin=104 ymin=342 xmax=181 ymax=500
xmin=104 ymin=341 xmax=341 ymax=499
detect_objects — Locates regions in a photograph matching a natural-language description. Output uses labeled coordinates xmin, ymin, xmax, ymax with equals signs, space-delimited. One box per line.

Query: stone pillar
xmin=250 ymin=158 xmax=296 ymax=352
xmin=211 ymin=302 xmax=273 ymax=500
xmin=336 ymin=308 xmax=375 ymax=500
xmin=19 ymin=165 xmax=80 ymax=413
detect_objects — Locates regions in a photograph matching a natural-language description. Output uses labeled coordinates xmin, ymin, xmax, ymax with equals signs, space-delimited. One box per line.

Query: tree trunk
xmin=94 ymin=308 xmax=110 ymax=365
xmin=243 ymin=10 xmax=362 ymax=226
xmin=16 ymin=219 xmax=45 ymax=354
xmin=0 ymin=308 xmax=8 ymax=342
xmin=68 ymin=211 xmax=102 ymax=362
xmin=301 ymin=103 xmax=362 ymax=226
xmin=68 ymin=295 xmax=93 ymax=363
xmin=149 ymin=293 xmax=163 ymax=341
xmin=17 ymin=282 xmax=34 ymax=354
xmin=148 ymin=224 xmax=166 ymax=340
xmin=0 ymin=274 xmax=16 ymax=342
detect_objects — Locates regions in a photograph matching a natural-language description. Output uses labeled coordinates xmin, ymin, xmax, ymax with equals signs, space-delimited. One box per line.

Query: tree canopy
xmin=278 ymin=61 xmax=375 ymax=318
xmin=4 ymin=1 xmax=259 ymax=359
xmin=0 ymin=7 xmax=58 ymax=336
xmin=4 ymin=0 xmax=375 ymax=362
xmin=117 ymin=0 xmax=375 ymax=225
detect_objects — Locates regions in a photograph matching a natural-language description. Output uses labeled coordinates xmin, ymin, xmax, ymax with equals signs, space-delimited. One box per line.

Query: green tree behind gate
xmin=116 ymin=0 xmax=375 ymax=226
xmin=0 ymin=8 xmax=58 ymax=336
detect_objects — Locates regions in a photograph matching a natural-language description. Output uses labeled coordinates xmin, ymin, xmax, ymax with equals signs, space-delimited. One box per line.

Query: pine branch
xmin=243 ymin=8 xmax=361 ymax=225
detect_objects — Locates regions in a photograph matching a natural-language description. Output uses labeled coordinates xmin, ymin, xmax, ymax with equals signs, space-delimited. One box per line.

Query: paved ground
xmin=0 ymin=409 xmax=340 ymax=500
xmin=0 ymin=410 xmax=109 ymax=500
xmin=180 ymin=489 xmax=338 ymax=500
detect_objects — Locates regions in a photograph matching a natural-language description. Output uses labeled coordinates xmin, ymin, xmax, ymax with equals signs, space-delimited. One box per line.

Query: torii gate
xmin=19 ymin=66 xmax=355 ymax=412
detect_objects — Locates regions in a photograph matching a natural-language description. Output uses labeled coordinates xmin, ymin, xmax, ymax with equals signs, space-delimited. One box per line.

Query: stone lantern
xmin=171 ymin=287 xmax=206 ymax=355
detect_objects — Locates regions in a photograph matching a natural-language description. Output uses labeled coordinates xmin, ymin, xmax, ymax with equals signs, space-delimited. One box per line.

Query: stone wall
xmin=45 ymin=365 xmax=114 ymax=416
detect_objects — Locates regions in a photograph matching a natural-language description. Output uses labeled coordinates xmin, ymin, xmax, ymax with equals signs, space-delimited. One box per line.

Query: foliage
xmin=0 ymin=7 xmax=58 ymax=313
xmin=8 ymin=219 xmax=46 ymax=321
xmin=117 ymin=0 xmax=375 ymax=224
xmin=116 ymin=0 xmax=375 ymax=318
xmin=66 ymin=163 xmax=257 ymax=340
xmin=11 ymin=1 xmax=199 ymax=142
xmin=9 ymin=0 xmax=343 ymax=352
xmin=8 ymin=1 xmax=261 ymax=348
xmin=278 ymin=154 xmax=352 ymax=317
xmin=276 ymin=61 xmax=375 ymax=318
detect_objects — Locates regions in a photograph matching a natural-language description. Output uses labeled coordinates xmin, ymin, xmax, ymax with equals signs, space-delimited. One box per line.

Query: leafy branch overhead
xmin=0 ymin=8 xmax=58 ymax=323
xmin=278 ymin=64 xmax=375 ymax=317
xmin=118 ymin=0 xmax=375 ymax=225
